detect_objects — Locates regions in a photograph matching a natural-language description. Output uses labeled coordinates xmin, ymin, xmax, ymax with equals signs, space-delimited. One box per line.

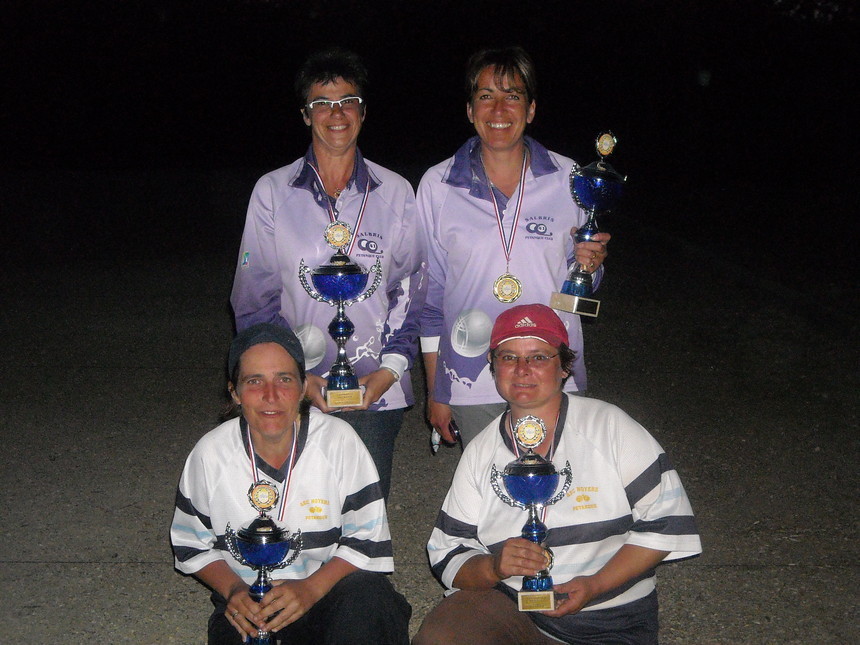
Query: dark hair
xmin=295 ymin=47 xmax=369 ymax=107
xmin=465 ymin=46 xmax=537 ymax=104
xmin=489 ymin=344 xmax=576 ymax=386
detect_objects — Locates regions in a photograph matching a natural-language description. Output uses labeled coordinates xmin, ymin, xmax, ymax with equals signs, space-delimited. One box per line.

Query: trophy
xmin=550 ymin=132 xmax=626 ymax=318
xmin=299 ymin=221 xmax=382 ymax=407
xmin=490 ymin=416 xmax=573 ymax=611
xmin=226 ymin=481 xmax=303 ymax=645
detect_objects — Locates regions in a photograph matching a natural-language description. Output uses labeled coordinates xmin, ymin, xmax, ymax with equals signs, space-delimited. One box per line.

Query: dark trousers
xmin=209 ymin=570 xmax=411 ymax=645
xmin=334 ymin=408 xmax=404 ymax=501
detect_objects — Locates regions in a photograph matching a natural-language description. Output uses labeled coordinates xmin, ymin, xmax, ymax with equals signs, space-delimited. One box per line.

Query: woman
xmin=230 ymin=48 xmax=425 ymax=500
xmin=170 ymin=323 xmax=411 ymax=644
xmin=417 ymin=47 xmax=611 ymax=446
xmin=414 ymin=304 xmax=701 ymax=643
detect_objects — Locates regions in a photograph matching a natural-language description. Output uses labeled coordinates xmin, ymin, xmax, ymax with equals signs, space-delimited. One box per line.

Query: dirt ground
xmin=0 ymin=169 xmax=856 ymax=643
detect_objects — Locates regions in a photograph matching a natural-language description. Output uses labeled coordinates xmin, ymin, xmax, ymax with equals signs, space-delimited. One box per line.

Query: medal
xmin=248 ymin=481 xmax=279 ymax=513
xmin=513 ymin=415 xmax=546 ymax=451
xmin=493 ymin=273 xmax=523 ymax=303
xmin=324 ymin=221 xmax=352 ymax=251
xmin=308 ymin=162 xmax=371 ymax=256
xmin=486 ymin=149 xmax=529 ymax=302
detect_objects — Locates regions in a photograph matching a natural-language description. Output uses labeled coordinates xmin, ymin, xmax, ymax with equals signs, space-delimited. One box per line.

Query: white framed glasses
xmin=306 ymin=96 xmax=364 ymax=113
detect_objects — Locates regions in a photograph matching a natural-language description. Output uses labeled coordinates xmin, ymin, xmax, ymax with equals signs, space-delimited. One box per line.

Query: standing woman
xmin=417 ymin=46 xmax=611 ymax=446
xmin=231 ymin=49 xmax=425 ymax=500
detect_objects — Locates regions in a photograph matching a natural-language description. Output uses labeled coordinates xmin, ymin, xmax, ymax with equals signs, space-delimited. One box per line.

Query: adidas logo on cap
xmin=514 ymin=316 xmax=536 ymax=328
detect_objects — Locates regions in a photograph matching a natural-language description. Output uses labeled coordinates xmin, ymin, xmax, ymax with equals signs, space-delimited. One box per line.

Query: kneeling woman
xmin=171 ymin=323 xmax=410 ymax=644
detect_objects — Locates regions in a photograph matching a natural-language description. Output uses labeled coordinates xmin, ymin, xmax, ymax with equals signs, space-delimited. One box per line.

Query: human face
xmin=302 ymin=77 xmax=365 ymax=157
xmin=491 ymin=337 xmax=566 ymax=414
xmin=467 ymin=66 xmax=536 ymax=155
xmin=230 ymin=343 xmax=306 ymax=443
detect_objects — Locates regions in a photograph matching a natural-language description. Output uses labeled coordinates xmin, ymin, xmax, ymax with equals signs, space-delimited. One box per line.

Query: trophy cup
xmin=226 ymin=481 xmax=303 ymax=645
xmin=550 ymin=132 xmax=626 ymax=318
xmin=299 ymin=221 xmax=383 ymax=408
xmin=490 ymin=416 xmax=573 ymax=611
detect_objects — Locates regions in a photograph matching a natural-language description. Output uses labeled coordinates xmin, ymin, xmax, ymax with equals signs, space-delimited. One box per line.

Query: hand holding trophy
xmin=490 ymin=416 xmax=572 ymax=611
xmin=225 ymin=481 xmax=302 ymax=645
xmin=299 ymin=221 xmax=382 ymax=407
xmin=550 ymin=132 xmax=626 ymax=317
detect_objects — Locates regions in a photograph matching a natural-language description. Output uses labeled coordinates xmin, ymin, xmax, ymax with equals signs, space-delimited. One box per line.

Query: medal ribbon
xmin=308 ymin=162 xmax=370 ymax=256
xmin=487 ymin=151 xmax=528 ymax=272
xmin=246 ymin=421 xmax=298 ymax=522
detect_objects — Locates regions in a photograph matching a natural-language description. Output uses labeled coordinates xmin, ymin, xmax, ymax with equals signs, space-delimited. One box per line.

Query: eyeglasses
xmin=493 ymin=352 xmax=559 ymax=367
xmin=305 ymin=96 xmax=364 ymax=113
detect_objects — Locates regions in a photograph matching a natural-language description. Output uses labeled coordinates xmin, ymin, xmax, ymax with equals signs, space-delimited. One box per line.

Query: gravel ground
xmin=0 ymin=170 xmax=856 ymax=643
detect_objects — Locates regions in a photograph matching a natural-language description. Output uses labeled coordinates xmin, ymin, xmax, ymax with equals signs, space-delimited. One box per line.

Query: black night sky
xmin=2 ymin=1 xmax=857 ymax=303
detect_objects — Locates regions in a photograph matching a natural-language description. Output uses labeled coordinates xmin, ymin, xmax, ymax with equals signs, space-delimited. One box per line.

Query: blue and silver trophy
xmin=299 ymin=221 xmax=382 ymax=407
xmin=490 ymin=416 xmax=572 ymax=611
xmin=550 ymin=132 xmax=626 ymax=317
xmin=225 ymin=481 xmax=302 ymax=645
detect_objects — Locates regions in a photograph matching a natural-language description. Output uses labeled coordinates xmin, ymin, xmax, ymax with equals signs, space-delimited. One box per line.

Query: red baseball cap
xmin=489 ymin=303 xmax=568 ymax=350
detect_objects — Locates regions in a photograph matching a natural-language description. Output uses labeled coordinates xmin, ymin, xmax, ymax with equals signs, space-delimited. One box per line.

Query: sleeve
xmin=426 ymin=448 xmax=491 ymax=590
xmin=377 ymin=180 xmax=427 ymax=369
xmin=416 ymin=169 xmax=448 ymax=342
xmin=230 ymin=175 xmax=291 ymax=332
xmin=331 ymin=423 xmax=395 ymax=573
xmin=613 ymin=413 xmax=702 ymax=561
xmin=170 ymin=449 xmax=223 ymax=575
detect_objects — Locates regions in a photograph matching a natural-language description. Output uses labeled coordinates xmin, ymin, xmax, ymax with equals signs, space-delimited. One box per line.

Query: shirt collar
xmin=291 ymin=145 xmax=379 ymax=197
xmin=442 ymin=135 xmax=561 ymax=201
xmin=499 ymin=393 xmax=570 ymax=457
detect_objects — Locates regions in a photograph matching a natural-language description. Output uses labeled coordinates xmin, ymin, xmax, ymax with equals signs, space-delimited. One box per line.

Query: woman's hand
xmin=352 ymin=367 xmax=398 ymax=409
xmin=492 ymin=538 xmax=548 ymax=581
xmin=304 ymin=372 xmax=333 ymax=412
xmin=572 ymin=228 xmax=612 ymax=272
xmin=252 ymin=578 xmax=323 ymax=634
xmin=224 ymin=580 xmax=260 ymax=639
xmin=427 ymin=398 xmax=458 ymax=444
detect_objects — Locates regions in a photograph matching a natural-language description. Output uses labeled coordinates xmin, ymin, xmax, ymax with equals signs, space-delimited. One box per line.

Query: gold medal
xmin=596 ymin=132 xmax=617 ymax=158
xmin=324 ymin=221 xmax=352 ymax=250
xmin=493 ymin=273 xmax=522 ymax=303
xmin=513 ymin=415 xmax=546 ymax=451
xmin=247 ymin=481 xmax=279 ymax=513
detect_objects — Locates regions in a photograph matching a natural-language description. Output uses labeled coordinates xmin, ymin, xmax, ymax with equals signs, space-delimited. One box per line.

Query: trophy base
xmin=517 ymin=590 xmax=556 ymax=612
xmin=550 ymin=292 xmax=600 ymax=318
xmin=325 ymin=387 xmax=364 ymax=408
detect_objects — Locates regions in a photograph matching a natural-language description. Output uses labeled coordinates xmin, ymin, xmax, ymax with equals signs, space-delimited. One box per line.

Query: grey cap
xmin=228 ymin=323 xmax=306 ymax=379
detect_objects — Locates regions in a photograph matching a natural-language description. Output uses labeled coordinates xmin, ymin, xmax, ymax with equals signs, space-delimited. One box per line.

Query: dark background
xmin=2 ymin=0 xmax=856 ymax=310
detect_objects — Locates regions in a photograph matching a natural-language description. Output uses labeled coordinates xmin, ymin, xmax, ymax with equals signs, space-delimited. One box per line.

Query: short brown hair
xmin=465 ymin=46 xmax=537 ymax=104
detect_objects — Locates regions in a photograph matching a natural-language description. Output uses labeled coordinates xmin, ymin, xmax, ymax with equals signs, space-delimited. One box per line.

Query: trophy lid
xmin=504 ymin=451 xmax=557 ymax=476
xmin=312 ymin=251 xmax=367 ymax=276
xmin=237 ymin=515 xmax=292 ymax=544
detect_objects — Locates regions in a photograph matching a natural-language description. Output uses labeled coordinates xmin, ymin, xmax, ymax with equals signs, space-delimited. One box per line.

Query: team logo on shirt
xmin=524 ymin=216 xmax=554 ymax=239
xmin=300 ymin=498 xmax=330 ymax=520
xmin=357 ymin=237 xmax=383 ymax=254
xmin=568 ymin=486 xmax=599 ymax=511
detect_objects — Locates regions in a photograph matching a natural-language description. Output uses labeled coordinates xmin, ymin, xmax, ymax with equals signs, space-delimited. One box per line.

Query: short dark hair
xmin=488 ymin=344 xmax=576 ymax=386
xmin=295 ymin=47 xmax=369 ymax=107
xmin=465 ymin=46 xmax=537 ymax=104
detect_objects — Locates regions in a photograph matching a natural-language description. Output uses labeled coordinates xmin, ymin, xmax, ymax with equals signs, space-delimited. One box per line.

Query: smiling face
xmin=230 ymin=342 xmax=306 ymax=444
xmin=302 ymin=76 xmax=365 ymax=158
xmin=491 ymin=337 xmax=567 ymax=416
xmin=467 ymin=66 xmax=536 ymax=155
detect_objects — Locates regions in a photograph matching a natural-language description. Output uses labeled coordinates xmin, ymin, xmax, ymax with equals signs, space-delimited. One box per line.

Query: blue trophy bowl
xmin=572 ymin=161 xmax=625 ymax=213
xmin=503 ymin=471 xmax=560 ymax=506
xmin=234 ymin=516 xmax=294 ymax=568
xmin=310 ymin=252 xmax=370 ymax=302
